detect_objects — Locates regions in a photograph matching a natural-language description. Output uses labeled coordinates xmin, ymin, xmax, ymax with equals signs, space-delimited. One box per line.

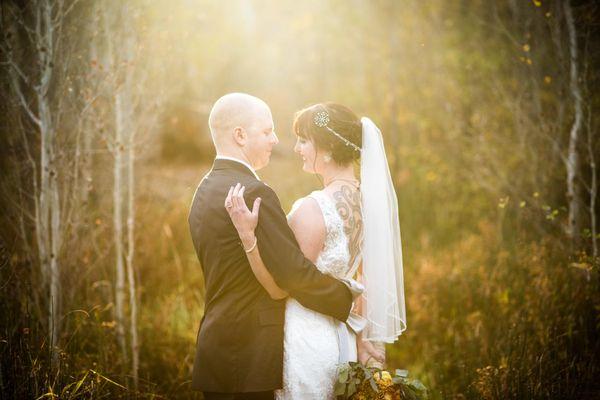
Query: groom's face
xmin=244 ymin=108 xmax=278 ymax=170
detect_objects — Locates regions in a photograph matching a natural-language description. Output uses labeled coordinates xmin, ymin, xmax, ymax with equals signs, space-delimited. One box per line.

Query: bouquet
xmin=334 ymin=362 xmax=428 ymax=400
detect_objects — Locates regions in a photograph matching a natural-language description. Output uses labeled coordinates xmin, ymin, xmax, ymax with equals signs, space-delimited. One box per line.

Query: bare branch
xmin=53 ymin=0 xmax=82 ymax=27
xmin=8 ymin=73 xmax=41 ymax=127
xmin=4 ymin=4 xmax=36 ymax=45
xmin=6 ymin=58 xmax=33 ymax=88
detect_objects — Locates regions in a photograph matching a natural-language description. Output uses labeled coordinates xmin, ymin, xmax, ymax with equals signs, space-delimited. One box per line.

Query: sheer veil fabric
xmin=359 ymin=117 xmax=407 ymax=343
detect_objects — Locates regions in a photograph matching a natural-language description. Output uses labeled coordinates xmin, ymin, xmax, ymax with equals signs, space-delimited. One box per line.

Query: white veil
xmin=359 ymin=117 xmax=407 ymax=343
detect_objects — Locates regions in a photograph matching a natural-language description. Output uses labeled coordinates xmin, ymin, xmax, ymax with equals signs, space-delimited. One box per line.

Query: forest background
xmin=1 ymin=0 xmax=599 ymax=399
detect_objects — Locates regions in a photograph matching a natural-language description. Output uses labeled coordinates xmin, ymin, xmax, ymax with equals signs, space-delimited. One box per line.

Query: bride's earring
xmin=323 ymin=153 xmax=332 ymax=163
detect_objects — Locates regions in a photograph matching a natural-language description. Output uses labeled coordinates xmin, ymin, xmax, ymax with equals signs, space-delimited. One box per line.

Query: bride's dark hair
xmin=292 ymin=102 xmax=362 ymax=165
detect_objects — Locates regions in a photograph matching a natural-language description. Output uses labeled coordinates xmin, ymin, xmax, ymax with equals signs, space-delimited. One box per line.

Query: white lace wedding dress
xmin=275 ymin=189 xmax=361 ymax=400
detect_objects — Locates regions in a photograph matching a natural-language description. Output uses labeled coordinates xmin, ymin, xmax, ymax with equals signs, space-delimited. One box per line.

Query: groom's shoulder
xmin=246 ymin=180 xmax=280 ymax=203
xmin=247 ymin=180 xmax=275 ymax=195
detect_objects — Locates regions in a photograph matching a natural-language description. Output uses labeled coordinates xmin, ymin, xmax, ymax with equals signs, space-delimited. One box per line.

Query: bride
xmin=224 ymin=103 xmax=406 ymax=399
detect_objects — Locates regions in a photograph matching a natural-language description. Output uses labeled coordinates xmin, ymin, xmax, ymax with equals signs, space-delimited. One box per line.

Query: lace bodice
xmin=289 ymin=190 xmax=358 ymax=280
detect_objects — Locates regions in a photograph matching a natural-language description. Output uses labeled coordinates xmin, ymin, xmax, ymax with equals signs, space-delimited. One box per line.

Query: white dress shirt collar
xmin=215 ymin=155 xmax=261 ymax=180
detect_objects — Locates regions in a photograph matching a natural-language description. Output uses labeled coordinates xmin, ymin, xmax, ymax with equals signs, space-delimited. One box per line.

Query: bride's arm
xmin=225 ymin=185 xmax=327 ymax=299
xmin=225 ymin=184 xmax=287 ymax=300
xmin=286 ymin=197 xmax=326 ymax=264
xmin=244 ymin=241 xmax=288 ymax=300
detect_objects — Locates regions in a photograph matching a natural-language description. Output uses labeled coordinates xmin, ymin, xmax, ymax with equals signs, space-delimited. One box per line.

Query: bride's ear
xmin=232 ymin=126 xmax=247 ymax=146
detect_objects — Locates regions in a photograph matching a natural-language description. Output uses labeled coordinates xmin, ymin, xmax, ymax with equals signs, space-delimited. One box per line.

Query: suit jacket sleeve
xmin=248 ymin=183 xmax=352 ymax=322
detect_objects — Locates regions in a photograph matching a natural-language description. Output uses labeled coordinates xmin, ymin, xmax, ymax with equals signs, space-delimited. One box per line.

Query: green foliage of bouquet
xmin=335 ymin=362 xmax=428 ymax=400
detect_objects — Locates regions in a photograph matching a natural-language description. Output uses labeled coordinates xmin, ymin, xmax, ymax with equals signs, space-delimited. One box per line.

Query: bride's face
xmin=294 ymin=136 xmax=323 ymax=174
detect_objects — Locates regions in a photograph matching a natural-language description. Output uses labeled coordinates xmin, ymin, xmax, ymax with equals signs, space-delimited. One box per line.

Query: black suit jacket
xmin=188 ymin=158 xmax=353 ymax=393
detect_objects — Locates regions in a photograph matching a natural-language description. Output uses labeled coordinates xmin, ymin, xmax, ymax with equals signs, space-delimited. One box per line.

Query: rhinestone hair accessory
xmin=314 ymin=111 xmax=330 ymax=127
xmin=313 ymin=110 xmax=362 ymax=153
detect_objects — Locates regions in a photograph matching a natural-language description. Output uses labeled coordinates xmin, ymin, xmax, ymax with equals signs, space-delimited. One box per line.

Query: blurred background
xmin=1 ymin=0 xmax=599 ymax=398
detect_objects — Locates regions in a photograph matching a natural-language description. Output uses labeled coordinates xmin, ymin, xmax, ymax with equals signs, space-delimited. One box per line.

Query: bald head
xmin=206 ymin=93 xmax=278 ymax=169
xmin=208 ymin=93 xmax=271 ymax=149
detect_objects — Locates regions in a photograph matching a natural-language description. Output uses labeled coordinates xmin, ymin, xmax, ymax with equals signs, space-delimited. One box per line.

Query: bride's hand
xmin=357 ymin=339 xmax=385 ymax=367
xmin=224 ymin=183 xmax=262 ymax=249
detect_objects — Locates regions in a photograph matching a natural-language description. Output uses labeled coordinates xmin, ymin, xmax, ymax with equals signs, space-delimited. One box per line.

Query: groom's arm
xmin=248 ymin=183 xmax=353 ymax=322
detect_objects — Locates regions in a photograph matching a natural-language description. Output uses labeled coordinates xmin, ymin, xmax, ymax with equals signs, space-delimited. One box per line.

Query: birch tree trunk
xmin=587 ymin=116 xmax=597 ymax=259
xmin=81 ymin=8 xmax=100 ymax=205
xmin=39 ymin=1 xmax=62 ymax=366
xmin=563 ymin=0 xmax=583 ymax=243
xmin=122 ymin=10 xmax=139 ymax=386
xmin=102 ymin=7 xmax=128 ymax=361
xmin=113 ymin=91 xmax=128 ymax=361
xmin=126 ymin=123 xmax=139 ymax=388
xmin=3 ymin=0 xmax=65 ymax=367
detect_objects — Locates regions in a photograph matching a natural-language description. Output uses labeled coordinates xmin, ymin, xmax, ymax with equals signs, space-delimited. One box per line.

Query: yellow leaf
xmin=532 ymin=0 xmax=542 ymax=6
xmin=570 ymin=262 xmax=592 ymax=271
xmin=101 ymin=320 xmax=116 ymax=328
xmin=523 ymin=44 xmax=531 ymax=52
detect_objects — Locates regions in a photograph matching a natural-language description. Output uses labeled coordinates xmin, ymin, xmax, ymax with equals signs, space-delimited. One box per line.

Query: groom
xmin=188 ymin=93 xmax=355 ymax=399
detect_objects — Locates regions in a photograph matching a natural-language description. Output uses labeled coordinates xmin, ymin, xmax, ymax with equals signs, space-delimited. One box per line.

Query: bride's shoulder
xmin=289 ymin=192 xmax=320 ymax=218
xmin=286 ymin=193 xmax=327 ymax=261
xmin=288 ymin=192 xmax=326 ymax=233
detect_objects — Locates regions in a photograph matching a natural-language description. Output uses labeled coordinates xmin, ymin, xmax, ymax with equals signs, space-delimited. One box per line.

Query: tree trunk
xmin=587 ymin=106 xmax=598 ymax=259
xmin=49 ymin=163 xmax=61 ymax=368
xmin=122 ymin=8 xmax=139 ymax=386
xmin=81 ymin=7 xmax=99 ymax=205
xmin=126 ymin=127 xmax=139 ymax=389
xmin=37 ymin=0 xmax=61 ymax=368
xmin=113 ymin=91 xmax=128 ymax=361
xmin=563 ymin=0 xmax=583 ymax=243
xmin=102 ymin=4 xmax=128 ymax=361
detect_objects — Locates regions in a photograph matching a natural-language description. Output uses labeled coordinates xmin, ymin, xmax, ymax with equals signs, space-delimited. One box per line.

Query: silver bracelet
xmin=244 ymin=236 xmax=258 ymax=253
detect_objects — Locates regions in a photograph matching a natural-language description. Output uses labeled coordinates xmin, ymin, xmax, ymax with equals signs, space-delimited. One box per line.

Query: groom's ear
xmin=232 ymin=126 xmax=247 ymax=146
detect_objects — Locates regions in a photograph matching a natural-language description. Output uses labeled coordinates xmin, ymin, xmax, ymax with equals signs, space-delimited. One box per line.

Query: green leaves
xmin=335 ymin=362 xmax=428 ymax=399
xmin=396 ymin=368 xmax=409 ymax=378
xmin=338 ymin=366 xmax=349 ymax=383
